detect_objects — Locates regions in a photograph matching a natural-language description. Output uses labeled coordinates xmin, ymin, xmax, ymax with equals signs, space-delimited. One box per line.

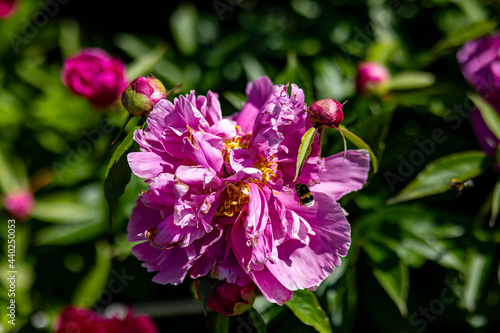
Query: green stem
xmin=111 ymin=114 xmax=134 ymax=146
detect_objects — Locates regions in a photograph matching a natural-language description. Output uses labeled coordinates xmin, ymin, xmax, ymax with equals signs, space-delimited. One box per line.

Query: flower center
xmin=215 ymin=182 xmax=250 ymax=217
xmin=253 ymin=156 xmax=277 ymax=185
xmin=222 ymin=128 xmax=251 ymax=164
xmin=215 ymin=129 xmax=278 ymax=218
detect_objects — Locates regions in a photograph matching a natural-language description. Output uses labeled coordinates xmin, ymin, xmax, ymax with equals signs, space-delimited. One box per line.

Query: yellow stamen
xmin=215 ymin=182 xmax=250 ymax=217
xmin=253 ymin=156 xmax=277 ymax=185
xmin=222 ymin=133 xmax=251 ymax=164
xmin=215 ymin=133 xmax=278 ymax=217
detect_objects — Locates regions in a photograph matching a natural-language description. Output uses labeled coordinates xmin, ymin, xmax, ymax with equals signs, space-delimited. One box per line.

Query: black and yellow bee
xmin=295 ymin=183 xmax=314 ymax=207
xmin=450 ymin=178 xmax=474 ymax=197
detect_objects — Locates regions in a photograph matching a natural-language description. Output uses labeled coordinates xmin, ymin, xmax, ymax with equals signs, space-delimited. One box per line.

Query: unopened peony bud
xmin=2 ymin=189 xmax=34 ymax=221
xmin=355 ymin=61 xmax=390 ymax=97
xmin=62 ymin=48 xmax=127 ymax=108
xmin=0 ymin=0 xmax=19 ymax=19
xmin=56 ymin=307 xmax=159 ymax=333
xmin=122 ymin=76 xmax=167 ymax=116
xmin=308 ymin=98 xmax=344 ymax=128
xmin=195 ymin=280 xmax=256 ymax=316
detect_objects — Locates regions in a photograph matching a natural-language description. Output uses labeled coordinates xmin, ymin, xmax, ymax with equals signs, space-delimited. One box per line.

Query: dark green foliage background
xmin=1 ymin=0 xmax=499 ymax=332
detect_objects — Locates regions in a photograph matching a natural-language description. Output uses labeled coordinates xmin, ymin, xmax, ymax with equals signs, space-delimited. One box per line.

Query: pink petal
xmin=230 ymin=148 xmax=255 ymax=172
xmin=190 ymin=235 xmax=252 ymax=286
xmin=127 ymin=199 xmax=164 ymax=242
xmin=247 ymin=266 xmax=293 ymax=305
xmin=248 ymin=114 xmax=283 ymax=156
xmin=204 ymin=91 xmax=223 ymax=126
xmin=132 ymin=242 xmax=190 ymax=285
xmin=128 ymin=152 xmax=174 ymax=179
xmin=232 ymin=76 xmax=274 ymax=133
xmin=181 ymin=132 xmax=224 ymax=172
xmin=175 ymin=165 xmax=220 ymax=193
xmin=311 ymin=149 xmax=370 ymax=201
xmin=223 ymin=167 xmax=262 ymax=183
xmin=149 ymin=215 xmax=209 ymax=249
xmin=210 ymin=119 xmax=237 ymax=140
xmin=140 ymin=173 xmax=176 ymax=210
xmin=267 ymin=192 xmax=350 ymax=291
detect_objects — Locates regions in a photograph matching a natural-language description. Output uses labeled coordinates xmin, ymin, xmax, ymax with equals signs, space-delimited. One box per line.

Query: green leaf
xmin=294 ymin=127 xmax=318 ymax=182
xmin=34 ymin=220 xmax=106 ymax=246
xmin=339 ymin=125 xmax=378 ymax=173
xmin=241 ymin=54 xmax=267 ymax=81
xmin=313 ymin=58 xmax=349 ymax=101
xmin=433 ymin=20 xmax=497 ymax=54
xmin=72 ymin=241 xmax=112 ymax=307
xmin=126 ymin=44 xmax=168 ymax=82
xmin=387 ymin=151 xmax=493 ymax=205
xmin=372 ymin=261 xmax=409 ymax=317
xmin=468 ymin=93 xmax=500 ymax=139
xmin=223 ymin=91 xmax=247 ymax=111
xmin=463 ymin=249 xmax=493 ymax=312
xmin=104 ymin=126 xmax=140 ymax=227
xmin=275 ymin=51 xmax=314 ymax=103
xmin=389 ymin=71 xmax=435 ymax=90
xmin=215 ymin=314 xmax=229 ymax=333
xmin=32 ymin=186 xmax=103 ymax=224
xmin=170 ymin=3 xmax=198 ymax=56
xmin=285 ymin=289 xmax=332 ymax=333
xmin=58 ymin=19 xmax=81 ymax=58
xmin=490 ymin=178 xmax=500 ymax=227
xmin=0 ymin=148 xmax=27 ymax=192
xmin=196 ymin=277 xmax=219 ymax=315
xmin=249 ymin=308 xmax=267 ymax=333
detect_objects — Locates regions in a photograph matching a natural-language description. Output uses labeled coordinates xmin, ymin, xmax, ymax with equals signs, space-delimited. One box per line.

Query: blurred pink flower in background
xmin=55 ymin=307 xmax=159 ymax=333
xmin=2 ymin=189 xmax=34 ymax=221
xmin=0 ymin=0 xmax=18 ymax=19
xmin=355 ymin=61 xmax=391 ymax=97
xmin=458 ymin=33 xmax=500 ymax=159
xmin=62 ymin=48 xmax=127 ymax=108
xmin=126 ymin=76 xmax=370 ymax=308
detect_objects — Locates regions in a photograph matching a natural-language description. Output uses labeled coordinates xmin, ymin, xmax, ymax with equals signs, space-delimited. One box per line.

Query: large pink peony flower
xmin=62 ymin=48 xmax=127 ymax=108
xmin=127 ymin=76 xmax=370 ymax=305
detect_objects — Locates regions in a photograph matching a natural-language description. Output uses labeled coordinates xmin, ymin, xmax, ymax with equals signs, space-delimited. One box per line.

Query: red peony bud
xmin=308 ymin=98 xmax=344 ymax=128
xmin=62 ymin=48 xmax=127 ymax=108
xmin=355 ymin=61 xmax=390 ymax=97
xmin=2 ymin=189 xmax=34 ymax=221
xmin=195 ymin=280 xmax=256 ymax=316
xmin=0 ymin=0 xmax=19 ymax=19
xmin=56 ymin=307 xmax=159 ymax=333
xmin=121 ymin=76 xmax=167 ymax=116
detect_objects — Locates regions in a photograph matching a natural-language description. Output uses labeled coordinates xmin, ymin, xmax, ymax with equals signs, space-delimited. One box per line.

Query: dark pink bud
xmin=308 ymin=98 xmax=344 ymax=127
xmin=107 ymin=312 xmax=160 ymax=333
xmin=56 ymin=307 xmax=108 ymax=332
xmin=195 ymin=280 xmax=256 ymax=316
xmin=355 ymin=61 xmax=390 ymax=97
xmin=2 ymin=189 xmax=34 ymax=221
xmin=0 ymin=0 xmax=18 ymax=19
xmin=62 ymin=48 xmax=127 ymax=108
xmin=121 ymin=76 xmax=167 ymax=116
xmin=56 ymin=307 xmax=159 ymax=333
